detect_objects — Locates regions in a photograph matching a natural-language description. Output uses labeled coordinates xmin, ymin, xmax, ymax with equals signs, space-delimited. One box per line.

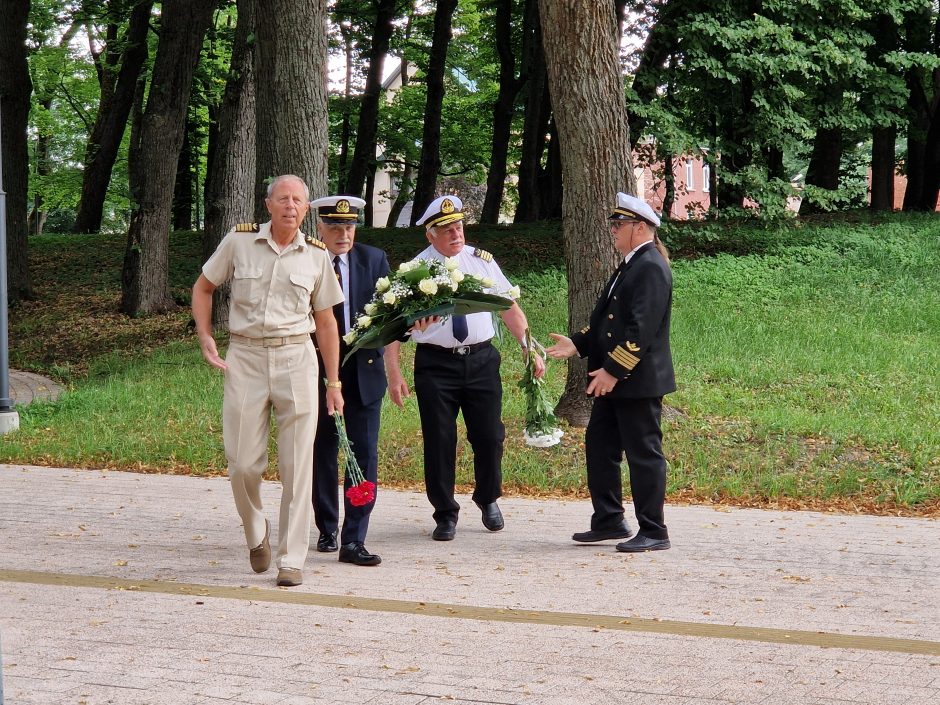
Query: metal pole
xmin=1 ymin=96 xmax=23 ymax=433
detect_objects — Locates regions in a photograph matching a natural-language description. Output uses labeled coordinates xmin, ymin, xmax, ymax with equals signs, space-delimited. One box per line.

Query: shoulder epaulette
xmin=304 ymin=234 xmax=327 ymax=250
xmin=234 ymin=222 xmax=259 ymax=232
xmin=473 ymin=248 xmax=493 ymax=263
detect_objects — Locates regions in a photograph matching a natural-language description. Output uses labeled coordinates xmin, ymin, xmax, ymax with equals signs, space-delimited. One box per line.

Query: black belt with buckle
xmin=417 ymin=340 xmax=492 ymax=356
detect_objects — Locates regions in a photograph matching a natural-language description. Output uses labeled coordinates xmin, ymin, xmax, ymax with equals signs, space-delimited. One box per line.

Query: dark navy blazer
xmin=341 ymin=242 xmax=390 ymax=404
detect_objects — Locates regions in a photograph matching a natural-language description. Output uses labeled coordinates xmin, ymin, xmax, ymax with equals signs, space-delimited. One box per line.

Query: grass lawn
xmin=2 ymin=214 xmax=938 ymax=515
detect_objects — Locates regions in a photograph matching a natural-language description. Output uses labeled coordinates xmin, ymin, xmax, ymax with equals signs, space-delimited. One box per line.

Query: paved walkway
xmin=1 ymin=463 xmax=938 ymax=705
xmin=5 ymin=370 xmax=63 ymax=405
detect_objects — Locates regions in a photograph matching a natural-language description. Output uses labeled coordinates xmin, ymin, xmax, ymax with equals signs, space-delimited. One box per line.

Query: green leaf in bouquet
xmin=401 ymin=265 xmax=432 ymax=284
xmin=405 ymin=302 xmax=456 ymax=325
xmin=451 ymin=292 xmax=514 ymax=316
xmin=342 ymin=315 xmax=410 ymax=364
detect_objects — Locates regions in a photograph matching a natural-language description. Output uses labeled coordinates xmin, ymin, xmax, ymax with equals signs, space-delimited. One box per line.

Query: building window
xmin=702 ymin=164 xmax=710 ymax=193
xmin=685 ymin=159 xmax=695 ymax=191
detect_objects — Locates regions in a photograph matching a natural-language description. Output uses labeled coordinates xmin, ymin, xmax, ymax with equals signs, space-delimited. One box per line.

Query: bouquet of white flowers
xmin=518 ymin=328 xmax=563 ymax=448
xmin=342 ymin=257 xmax=518 ymax=364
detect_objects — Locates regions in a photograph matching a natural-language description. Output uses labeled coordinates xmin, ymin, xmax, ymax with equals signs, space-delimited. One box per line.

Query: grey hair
xmin=266 ymin=175 xmax=309 ymax=201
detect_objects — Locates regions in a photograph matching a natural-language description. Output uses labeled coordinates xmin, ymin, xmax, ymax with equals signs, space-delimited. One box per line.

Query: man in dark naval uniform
xmin=547 ymin=192 xmax=675 ymax=552
xmin=309 ymin=195 xmax=390 ymax=566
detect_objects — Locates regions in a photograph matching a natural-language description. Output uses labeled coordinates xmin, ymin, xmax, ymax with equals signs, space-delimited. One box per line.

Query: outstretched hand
xmin=545 ymin=333 xmax=576 ymax=360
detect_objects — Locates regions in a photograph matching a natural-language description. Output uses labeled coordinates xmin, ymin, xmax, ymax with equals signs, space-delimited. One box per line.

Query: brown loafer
xmin=276 ymin=567 xmax=303 ymax=586
xmin=249 ymin=520 xmax=271 ymax=573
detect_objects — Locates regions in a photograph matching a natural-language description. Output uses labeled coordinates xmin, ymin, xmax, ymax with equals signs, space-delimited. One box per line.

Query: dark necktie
xmin=452 ymin=314 xmax=469 ymax=342
xmin=333 ymin=256 xmax=346 ymax=334
xmin=607 ymin=262 xmax=625 ymax=298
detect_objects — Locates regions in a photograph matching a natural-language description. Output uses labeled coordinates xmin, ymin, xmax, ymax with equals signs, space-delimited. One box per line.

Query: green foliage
xmin=3 ymin=217 xmax=939 ymax=510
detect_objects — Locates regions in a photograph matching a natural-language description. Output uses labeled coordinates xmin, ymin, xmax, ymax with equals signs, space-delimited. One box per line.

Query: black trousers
xmin=312 ymin=358 xmax=381 ymax=545
xmin=414 ymin=343 xmax=504 ymax=523
xmin=584 ymin=396 xmax=668 ymax=540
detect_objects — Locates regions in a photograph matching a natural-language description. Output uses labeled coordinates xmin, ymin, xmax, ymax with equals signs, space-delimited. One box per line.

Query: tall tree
xmin=539 ymin=0 xmax=636 ymax=425
xmin=480 ymin=0 xmax=526 ymax=224
xmin=410 ymin=0 xmax=458 ymax=225
xmin=254 ymin=0 xmax=330 ymax=220
xmin=0 ymin=0 xmax=34 ymax=302
xmin=204 ymin=0 xmax=256 ymax=330
xmin=513 ymin=0 xmax=550 ymax=222
xmin=72 ymin=0 xmax=153 ymax=234
xmin=342 ymin=0 xmax=398 ymax=201
xmin=121 ymin=0 xmax=216 ymax=316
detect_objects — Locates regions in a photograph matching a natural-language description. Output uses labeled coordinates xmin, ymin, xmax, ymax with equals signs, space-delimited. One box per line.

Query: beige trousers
xmin=223 ymin=338 xmax=318 ymax=570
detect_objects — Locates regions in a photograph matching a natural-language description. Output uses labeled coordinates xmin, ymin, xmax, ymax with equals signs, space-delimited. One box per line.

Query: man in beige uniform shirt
xmin=192 ymin=175 xmax=344 ymax=587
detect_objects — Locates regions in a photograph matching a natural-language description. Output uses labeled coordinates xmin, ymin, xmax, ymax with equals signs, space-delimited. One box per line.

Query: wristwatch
xmin=325 ymin=380 xmax=343 ymax=389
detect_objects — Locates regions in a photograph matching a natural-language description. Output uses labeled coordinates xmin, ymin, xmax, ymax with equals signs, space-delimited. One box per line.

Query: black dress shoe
xmin=475 ymin=501 xmax=504 ymax=532
xmin=338 ymin=542 xmax=382 ymax=566
xmin=432 ymin=520 xmax=456 ymax=541
xmin=616 ymin=535 xmax=671 ymax=552
xmin=317 ymin=531 xmax=338 ymax=553
xmin=572 ymin=521 xmax=633 ymax=543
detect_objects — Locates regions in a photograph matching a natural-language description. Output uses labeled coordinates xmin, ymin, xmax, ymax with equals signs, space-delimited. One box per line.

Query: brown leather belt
xmin=230 ymin=333 xmax=309 ymax=347
xmin=417 ymin=341 xmax=492 ymax=356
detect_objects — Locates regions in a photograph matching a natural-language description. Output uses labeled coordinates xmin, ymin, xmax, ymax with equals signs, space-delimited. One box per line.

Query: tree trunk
xmin=254 ymin=0 xmax=330 ymax=220
xmin=173 ymin=118 xmax=194 ymax=230
xmin=121 ymin=0 xmax=216 ymax=316
xmin=870 ymin=125 xmax=896 ymax=211
xmin=661 ymin=152 xmax=675 ymax=220
xmin=344 ymin=0 xmax=397 ymax=199
xmin=386 ymin=163 xmax=412 ymax=227
xmin=539 ymin=114 xmax=563 ymax=219
xmin=73 ymin=0 xmax=153 ymax=234
xmin=0 ymin=0 xmax=34 ymax=302
xmin=204 ymin=0 xmax=256 ymax=330
xmin=514 ymin=0 xmax=548 ymax=223
xmin=386 ymin=35 xmax=413 ymax=228
xmin=539 ymin=0 xmax=636 ymax=426
xmin=902 ymin=4 xmax=932 ymax=212
xmin=480 ymin=0 xmax=523 ymax=224
xmin=410 ymin=0 xmax=458 ymax=225
xmin=800 ymin=126 xmax=843 ymax=215
xmin=363 ymin=163 xmax=377 ymax=226
xmin=337 ymin=26 xmax=354 ymax=192
xmin=917 ymin=100 xmax=940 ymax=211
xmin=916 ymin=14 xmax=940 ymax=211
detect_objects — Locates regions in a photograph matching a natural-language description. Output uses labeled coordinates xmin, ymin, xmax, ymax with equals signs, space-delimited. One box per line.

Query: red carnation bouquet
xmin=333 ymin=411 xmax=375 ymax=506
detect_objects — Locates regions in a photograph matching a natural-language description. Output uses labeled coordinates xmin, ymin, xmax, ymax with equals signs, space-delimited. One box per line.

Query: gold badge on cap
xmin=441 ymin=198 xmax=455 ymax=214
xmin=336 ymin=199 xmax=350 ymax=213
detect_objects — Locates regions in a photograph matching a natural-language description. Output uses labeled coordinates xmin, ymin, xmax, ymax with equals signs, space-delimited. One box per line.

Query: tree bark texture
xmin=514 ymin=1 xmax=549 ymax=223
xmin=204 ymin=0 xmax=257 ymax=330
xmin=410 ymin=0 xmax=458 ymax=225
xmin=173 ymin=120 xmax=194 ymax=230
xmin=344 ymin=0 xmax=397 ymax=198
xmin=73 ymin=0 xmax=153 ymax=234
xmin=336 ymin=26 xmax=354 ymax=191
xmin=870 ymin=125 xmax=896 ymax=211
xmin=800 ymin=126 xmax=843 ymax=215
xmin=538 ymin=0 xmax=637 ymax=426
xmin=0 ymin=0 xmax=34 ymax=302
xmin=254 ymin=0 xmax=329 ymax=220
xmin=121 ymin=0 xmax=216 ymax=316
xmin=480 ymin=0 xmax=525 ymax=224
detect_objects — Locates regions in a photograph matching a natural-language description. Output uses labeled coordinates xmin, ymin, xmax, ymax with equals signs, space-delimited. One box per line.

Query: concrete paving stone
xmin=3 ymin=464 xmax=940 ymax=705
